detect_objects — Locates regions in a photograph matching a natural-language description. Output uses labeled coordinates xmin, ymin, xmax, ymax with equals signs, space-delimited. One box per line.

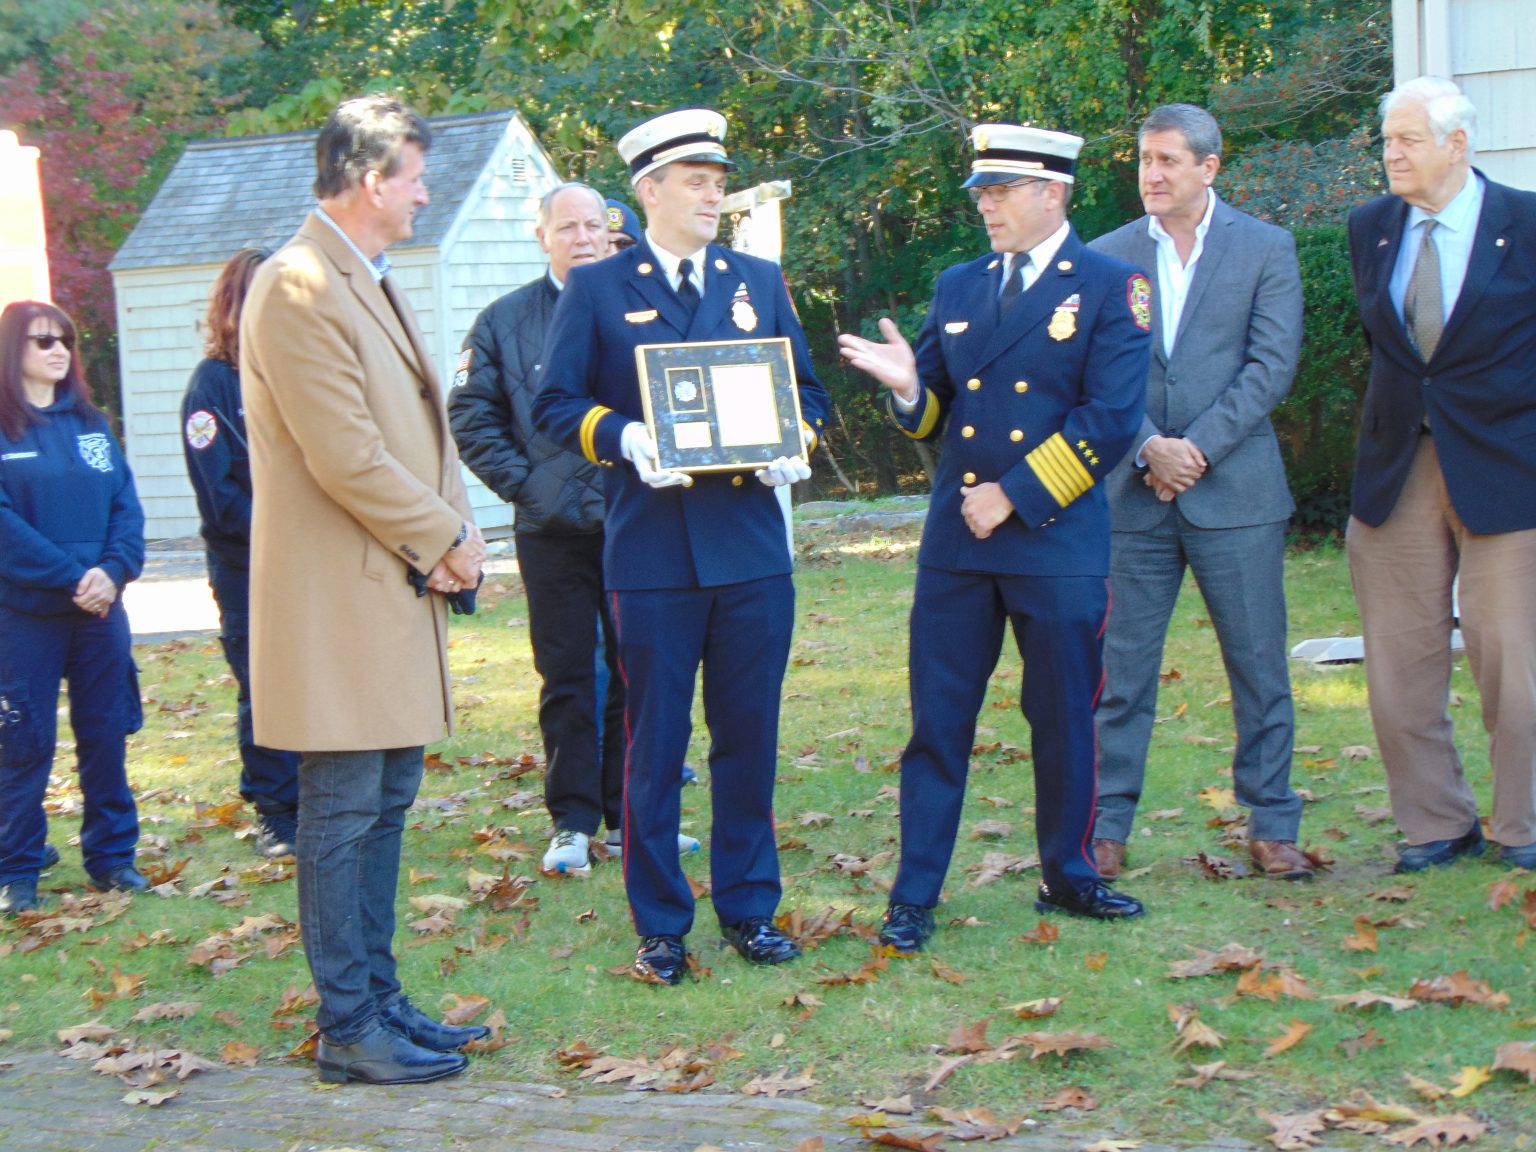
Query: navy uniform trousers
xmin=0 ymin=601 xmax=141 ymax=883
xmin=612 ymin=576 xmax=793 ymax=937
xmin=207 ymin=555 xmax=300 ymax=822
xmin=893 ymin=567 xmax=1108 ymax=905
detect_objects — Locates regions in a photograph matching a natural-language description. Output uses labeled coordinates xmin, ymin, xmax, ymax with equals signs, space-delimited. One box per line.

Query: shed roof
xmin=111 ymin=110 xmax=520 ymax=272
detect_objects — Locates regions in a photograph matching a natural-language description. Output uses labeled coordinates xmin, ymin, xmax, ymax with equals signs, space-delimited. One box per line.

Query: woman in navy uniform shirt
xmin=181 ymin=249 xmax=300 ymax=859
xmin=0 ymin=301 xmax=146 ymax=915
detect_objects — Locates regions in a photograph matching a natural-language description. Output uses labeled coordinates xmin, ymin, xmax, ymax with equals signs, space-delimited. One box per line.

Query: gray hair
xmin=536 ymin=182 xmax=605 ymax=230
xmin=1381 ymin=76 xmax=1478 ymax=153
xmin=1139 ymin=104 xmax=1222 ymax=162
xmin=313 ymin=95 xmax=431 ymax=200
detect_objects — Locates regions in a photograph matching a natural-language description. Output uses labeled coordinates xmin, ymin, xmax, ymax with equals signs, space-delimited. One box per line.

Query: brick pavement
xmin=0 ymin=1048 xmax=1259 ymax=1152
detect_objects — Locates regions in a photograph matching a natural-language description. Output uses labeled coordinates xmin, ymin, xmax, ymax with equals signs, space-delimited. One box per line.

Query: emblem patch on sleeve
xmin=451 ymin=348 xmax=471 ymax=390
xmin=1127 ymin=275 xmax=1153 ymax=331
xmin=184 ymin=410 xmax=218 ymax=450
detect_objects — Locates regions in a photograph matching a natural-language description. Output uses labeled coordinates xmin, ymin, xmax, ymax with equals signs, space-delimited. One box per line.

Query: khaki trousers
xmin=1347 ymin=437 xmax=1536 ymax=848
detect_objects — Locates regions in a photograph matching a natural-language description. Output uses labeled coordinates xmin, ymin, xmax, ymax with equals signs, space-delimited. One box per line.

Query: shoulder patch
xmin=185 ymin=409 xmax=218 ymax=450
xmin=1127 ymin=274 xmax=1152 ymax=331
xmin=451 ymin=348 xmax=472 ymax=390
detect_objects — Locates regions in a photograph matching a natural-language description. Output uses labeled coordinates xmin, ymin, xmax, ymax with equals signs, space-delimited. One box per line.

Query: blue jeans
xmin=296 ymin=746 xmax=424 ymax=1042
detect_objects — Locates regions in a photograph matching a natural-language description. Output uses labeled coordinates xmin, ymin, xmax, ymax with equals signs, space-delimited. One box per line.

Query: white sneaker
xmin=603 ymin=830 xmax=701 ymax=855
xmin=542 ymin=829 xmax=591 ymax=875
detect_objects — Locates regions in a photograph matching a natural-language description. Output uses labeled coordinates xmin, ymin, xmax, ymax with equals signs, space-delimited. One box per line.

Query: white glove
xmin=621 ymin=422 xmax=693 ymax=489
xmin=755 ymin=455 xmax=812 ymax=487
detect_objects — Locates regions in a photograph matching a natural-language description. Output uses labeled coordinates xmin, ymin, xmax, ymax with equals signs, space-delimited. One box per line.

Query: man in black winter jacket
xmin=450 ymin=183 xmax=698 ymax=876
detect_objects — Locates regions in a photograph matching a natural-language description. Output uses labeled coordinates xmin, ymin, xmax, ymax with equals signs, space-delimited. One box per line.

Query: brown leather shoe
xmin=1093 ymin=838 xmax=1126 ymax=880
xmin=1250 ymin=839 xmax=1314 ymax=880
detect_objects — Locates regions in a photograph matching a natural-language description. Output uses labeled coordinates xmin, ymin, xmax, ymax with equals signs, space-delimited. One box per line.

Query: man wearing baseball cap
xmin=839 ymin=122 xmax=1152 ymax=951
xmin=533 ymin=108 xmax=829 ymax=985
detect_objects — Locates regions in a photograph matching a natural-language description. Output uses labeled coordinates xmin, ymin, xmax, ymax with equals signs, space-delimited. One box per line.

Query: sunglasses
xmin=28 ymin=333 xmax=74 ymax=351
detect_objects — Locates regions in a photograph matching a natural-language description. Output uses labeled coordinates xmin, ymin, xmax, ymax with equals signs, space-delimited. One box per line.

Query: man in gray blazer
xmin=1089 ymin=104 xmax=1309 ymax=880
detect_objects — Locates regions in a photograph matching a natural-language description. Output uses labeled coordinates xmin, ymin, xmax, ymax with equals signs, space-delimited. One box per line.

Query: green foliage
xmin=1274 ymin=226 xmax=1371 ymax=533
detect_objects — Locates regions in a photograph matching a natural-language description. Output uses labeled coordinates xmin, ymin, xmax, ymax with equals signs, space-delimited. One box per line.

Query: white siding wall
xmin=1394 ymin=0 xmax=1536 ymax=191
xmin=115 ymin=264 xmax=223 ymax=539
xmin=437 ymin=117 xmax=563 ymax=534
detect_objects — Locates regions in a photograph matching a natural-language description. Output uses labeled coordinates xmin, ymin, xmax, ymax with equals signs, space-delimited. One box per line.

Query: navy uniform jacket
xmin=893 ymin=228 xmax=1150 ymax=575
xmin=0 ymin=394 xmax=145 ymax=617
xmin=181 ymin=357 xmax=254 ymax=569
xmin=532 ymin=238 xmax=830 ymax=590
xmin=1348 ymin=173 xmax=1536 ymax=535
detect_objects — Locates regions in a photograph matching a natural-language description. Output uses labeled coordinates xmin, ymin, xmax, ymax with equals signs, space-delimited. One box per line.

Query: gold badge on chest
xmin=1048 ymin=308 xmax=1076 ymax=341
xmin=732 ymin=298 xmax=758 ymax=332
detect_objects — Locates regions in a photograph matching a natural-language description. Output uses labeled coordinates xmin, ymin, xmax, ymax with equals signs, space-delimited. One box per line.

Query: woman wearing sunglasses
xmin=0 ymin=300 xmax=146 ymax=915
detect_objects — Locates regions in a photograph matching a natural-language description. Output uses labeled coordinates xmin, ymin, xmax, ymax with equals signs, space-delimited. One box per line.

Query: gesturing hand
xmin=837 ymin=318 xmax=920 ymax=404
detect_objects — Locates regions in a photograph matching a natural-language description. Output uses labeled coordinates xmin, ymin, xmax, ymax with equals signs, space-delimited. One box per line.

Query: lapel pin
xmin=1377 ymin=237 xmax=1390 ymax=248
xmin=987 ymin=259 xmax=1000 ymax=270
xmin=638 ymin=262 xmax=653 ymax=274
xmin=1496 ymin=238 xmax=1506 ymax=247
xmin=714 ymin=258 xmax=728 ymax=270
xmin=1057 ymin=260 xmax=1072 ymax=271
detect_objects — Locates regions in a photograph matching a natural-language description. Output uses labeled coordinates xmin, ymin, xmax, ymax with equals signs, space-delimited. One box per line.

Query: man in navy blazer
xmin=1089 ymin=105 xmax=1309 ymax=881
xmin=533 ymin=109 xmax=829 ymax=983
xmin=1347 ymin=76 xmax=1536 ymax=874
xmin=839 ymin=123 xmax=1151 ymax=951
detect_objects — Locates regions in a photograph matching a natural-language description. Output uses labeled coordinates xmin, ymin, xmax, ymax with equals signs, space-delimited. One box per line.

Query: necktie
xmin=677 ymin=257 xmax=700 ymax=319
xmin=999 ymin=254 xmax=1027 ymax=317
xmin=1403 ymin=220 xmax=1442 ymax=361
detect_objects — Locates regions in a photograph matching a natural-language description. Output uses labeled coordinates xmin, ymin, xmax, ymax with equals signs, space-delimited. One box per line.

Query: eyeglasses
xmin=610 ymin=235 xmax=636 ymax=250
xmin=27 ymin=333 xmax=73 ymax=351
xmin=967 ymin=178 xmax=1045 ymax=205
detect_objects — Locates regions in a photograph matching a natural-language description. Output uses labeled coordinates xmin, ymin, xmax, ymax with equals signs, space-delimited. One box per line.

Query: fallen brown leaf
xmin=1013 ymin=1031 xmax=1114 ymax=1060
xmin=220 ymin=1041 xmax=260 ymax=1067
xmin=945 ymin=1018 xmax=993 ymax=1054
xmin=1019 ymin=919 xmax=1059 ymax=945
xmin=1258 ymin=1109 xmax=1327 ymax=1150
xmin=1492 ymin=1040 xmax=1536 ymax=1083
xmin=1408 ymin=971 xmax=1509 ymax=1009
xmin=1263 ymin=1019 xmax=1312 ymax=1057
xmin=1038 ymin=1086 xmax=1098 ymax=1111
xmin=1007 ymin=997 xmax=1062 ymax=1020
xmin=1382 ymin=1114 xmax=1487 ymax=1147
xmin=740 ymin=1066 xmax=817 ymax=1097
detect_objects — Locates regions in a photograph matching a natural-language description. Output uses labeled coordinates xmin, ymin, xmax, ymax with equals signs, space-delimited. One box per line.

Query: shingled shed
xmin=110 ymin=110 xmax=560 ymax=539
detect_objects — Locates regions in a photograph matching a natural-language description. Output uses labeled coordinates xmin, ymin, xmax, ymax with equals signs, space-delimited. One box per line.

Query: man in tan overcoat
xmin=241 ymin=95 xmax=487 ymax=1086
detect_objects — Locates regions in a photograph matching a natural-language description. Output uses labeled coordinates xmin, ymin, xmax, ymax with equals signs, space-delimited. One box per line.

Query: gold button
xmin=961 ymin=425 xmax=975 ymax=438
xmin=966 ymin=378 xmax=981 ymax=391
xmin=731 ymin=475 xmax=743 ymax=487
xmin=962 ymin=472 xmax=977 ymax=485
xmin=1015 ymin=380 xmax=1028 ymax=393
xmin=637 ymin=262 xmax=653 ymax=274
xmin=1010 ymin=429 xmax=1023 ymax=442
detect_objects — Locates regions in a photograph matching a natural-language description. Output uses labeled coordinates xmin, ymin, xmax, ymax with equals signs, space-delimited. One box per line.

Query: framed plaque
xmin=636 ymin=337 xmax=806 ymax=473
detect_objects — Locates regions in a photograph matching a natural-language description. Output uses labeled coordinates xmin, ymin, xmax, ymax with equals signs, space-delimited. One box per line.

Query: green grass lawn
xmin=4 ymin=515 xmax=1534 ymax=1147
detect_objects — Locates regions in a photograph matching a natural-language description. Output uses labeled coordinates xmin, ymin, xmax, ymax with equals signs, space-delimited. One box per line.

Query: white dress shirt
xmin=644 ymin=230 xmax=708 ymax=295
xmin=1147 ymin=188 xmax=1216 ymax=358
xmin=1388 ymin=170 xmax=1484 ymax=325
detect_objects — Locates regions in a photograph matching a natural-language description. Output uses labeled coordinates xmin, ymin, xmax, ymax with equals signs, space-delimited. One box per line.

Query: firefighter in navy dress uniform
xmin=533 ymin=109 xmax=830 ymax=985
xmin=182 ymin=248 xmax=301 ymax=860
xmin=0 ymin=300 xmax=146 ymax=916
xmin=838 ymin=124 xmax=1152 ymax=951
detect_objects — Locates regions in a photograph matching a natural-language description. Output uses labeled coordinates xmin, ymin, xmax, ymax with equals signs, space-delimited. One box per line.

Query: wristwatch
xmin=448 ymin=522 xmax=468 ymax=551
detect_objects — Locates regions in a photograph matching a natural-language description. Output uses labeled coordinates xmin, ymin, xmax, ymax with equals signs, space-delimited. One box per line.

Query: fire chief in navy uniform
xmin=533 ymin=109 xmax=829 ymax=984
xmin=840 ymin=124 xmax=1151 ymax=952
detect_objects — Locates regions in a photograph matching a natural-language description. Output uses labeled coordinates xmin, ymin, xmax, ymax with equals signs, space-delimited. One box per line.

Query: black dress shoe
xmin=42 ymin=844 xmax=60 ymax=869
xmin=1395 ymin=822 xmax=1485 ymax=873
xmin=635 ymin=934 xmax=688 ymax=985
xmin=878 ymin=903 xmax=936 ymax=953
xmin=88 ymin=864 xmax=148 ymax=893
xmin=0 ymin=878 xmax=40 ymax=916
xmin=380 ymin=995 xmax=490 ymax=1052
xmin=1035 ymin=880 xmax=1145 ymax=920
xmin=316 ymin=1023 xmax=468 ymax=1085
xmin=721 ymin=917 xmax=802 ymax=966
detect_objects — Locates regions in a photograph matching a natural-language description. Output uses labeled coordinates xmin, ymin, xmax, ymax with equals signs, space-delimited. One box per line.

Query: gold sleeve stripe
xmin=1026 ymin=432 xmax=1095 ymax=507
xmin=895 ymin=388 xmax=940 ymax=440
xmin=800 ymin=420 xmax=818 ymax=455
xmin=579 ymin=405 xmax=614 ymax=465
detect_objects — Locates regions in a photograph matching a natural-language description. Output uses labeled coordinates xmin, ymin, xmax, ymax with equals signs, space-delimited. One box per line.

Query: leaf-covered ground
xmin=2 ymin=518 xmax=1533 ymax=1149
